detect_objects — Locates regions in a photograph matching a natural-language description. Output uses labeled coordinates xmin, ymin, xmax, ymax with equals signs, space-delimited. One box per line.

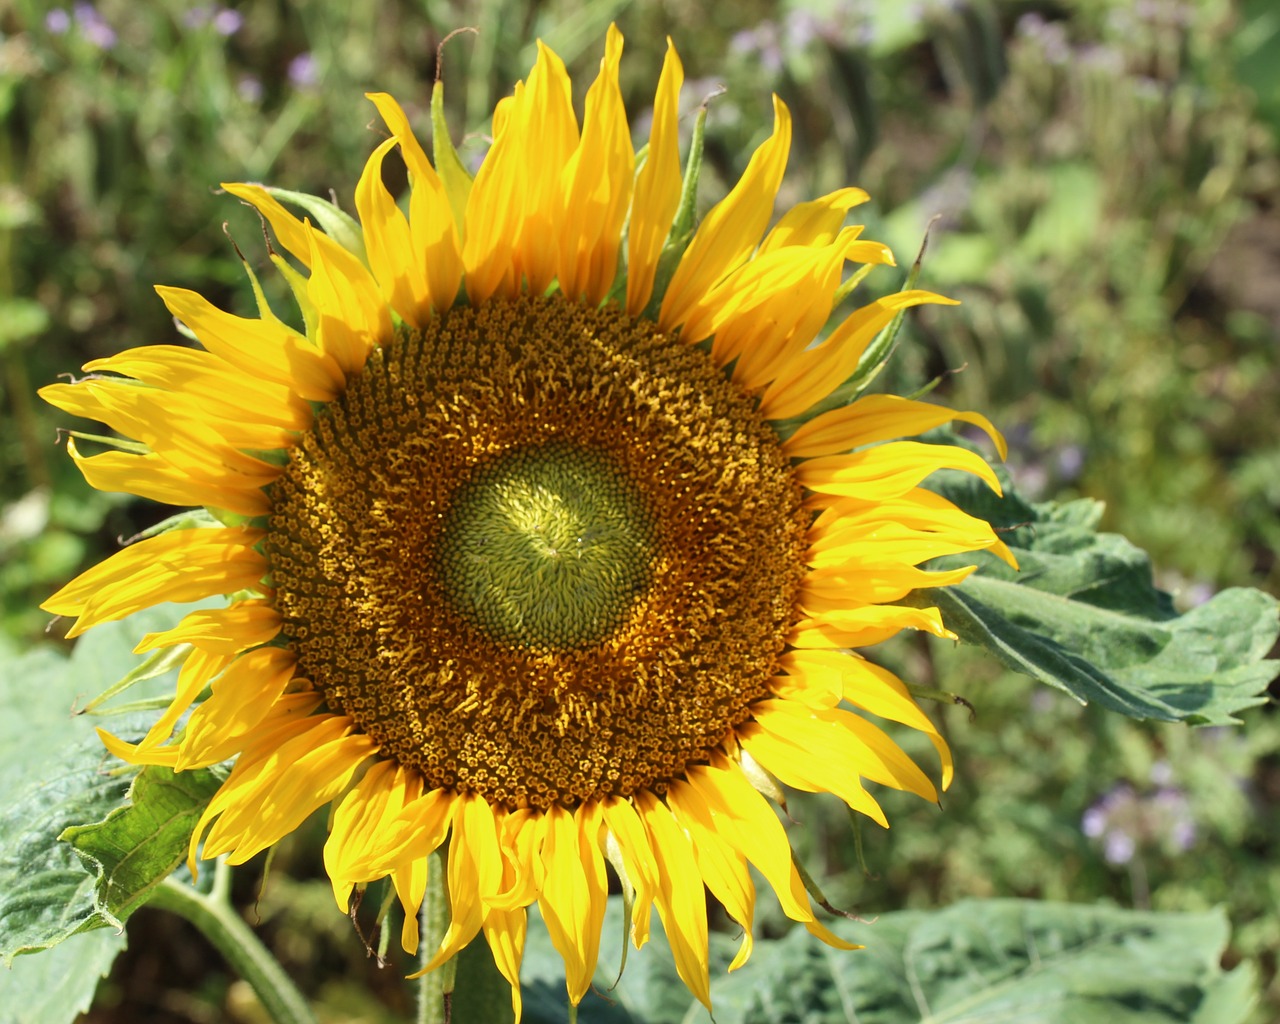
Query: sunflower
xmin=42 ymin=27 xmax=1012 ymax=1019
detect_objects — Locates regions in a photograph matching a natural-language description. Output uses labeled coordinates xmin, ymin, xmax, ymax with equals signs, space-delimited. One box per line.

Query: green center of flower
xmin=435 ymin=441 xmax=657 ymax=650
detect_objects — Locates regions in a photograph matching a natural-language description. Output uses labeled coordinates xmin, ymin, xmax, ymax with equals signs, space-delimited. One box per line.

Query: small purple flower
xmin=785 ymin=9 xmax=822 ymax=51
xmin=729 ymin=28 xmax=758 ymax=55
xmin=185 ymin=6 xmax=241 ymax=34
xmin=1083 ymin=779 xmax=1199 ymax=864
xmin=1185 ymin=581 xmax=1215 ymax=607
xmin=1016 ymin=12 xmax=1069 ymax=65
xmin=1078 ymin=44 xmax=1124 ymax=75
xmin=288 ymin=52 xmax=319 ymax=89
xmin=730 ymin=23 xmax=784 ymax=76
xmin=46 ymin=7 xmax=72 ymax=33
xmin=237 ymin=75 xmax=263 ymax=103
xmin=1055 ymin=444 xmax=1085 ymax=482
xmin=1029 ymin=689 xmax=1058 ymax=715
xmin=1104 ymin=831 xmax=1136 ymax=865
xmin=73 ymin=2 xmax=117 ymax=49
xmin=213 ymin=8 xmax=243 ymax=36
xmin=1016 ymin=12 xmax=1046 ymax=36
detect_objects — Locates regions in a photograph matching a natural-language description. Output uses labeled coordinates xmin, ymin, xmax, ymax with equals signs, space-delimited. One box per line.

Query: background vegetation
xmin=2 ymin=0 xmax=1277 ymax=1020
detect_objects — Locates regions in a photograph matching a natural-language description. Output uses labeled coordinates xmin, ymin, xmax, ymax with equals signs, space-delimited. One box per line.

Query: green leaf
xmin=0 ymin=605 xmax=216 ymax=966
xmin=700 ymin=901 xmax=1255 ymax=1024
xmin=62 ymin=765 xmax=223 ymax=928
xmin=524 ymin=898 xmax=1255 ymax=1024
xmin=0 ymin=730 xmax=135 ymax=960
xmin=908 ymin=469 xmax=1280 ymax=724
xmin=0 ymin=929 xmax=127 ymax=1024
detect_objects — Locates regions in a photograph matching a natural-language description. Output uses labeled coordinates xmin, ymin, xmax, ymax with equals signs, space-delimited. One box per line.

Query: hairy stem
xmin=149 ymin=869 xmax=316 ymax=1024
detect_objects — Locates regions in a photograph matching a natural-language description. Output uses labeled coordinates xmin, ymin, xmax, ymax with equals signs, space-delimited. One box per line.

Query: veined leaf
xmin=521 ymin=897 xmax=1255 ymax=1024
xmin=0 ymin=603 xmax=223 ymax=1024
xmin=908 ymin=467 xmax=1279 ymax=724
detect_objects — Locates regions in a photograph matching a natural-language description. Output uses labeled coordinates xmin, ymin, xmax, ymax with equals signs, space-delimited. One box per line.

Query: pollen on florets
xmin=266 ymin=295 xmax=808 ymax=810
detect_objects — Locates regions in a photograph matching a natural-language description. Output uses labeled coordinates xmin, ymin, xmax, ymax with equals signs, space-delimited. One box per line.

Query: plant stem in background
xmin=147 ymin=863 xmax=317 ymax=1024
xmin=417 ymin=850 xmax=453 ymax=1024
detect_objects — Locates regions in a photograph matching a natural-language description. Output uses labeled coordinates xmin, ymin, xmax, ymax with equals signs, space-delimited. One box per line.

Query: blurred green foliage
xmin=2 ymin=0 xmax=1278 ymax=1020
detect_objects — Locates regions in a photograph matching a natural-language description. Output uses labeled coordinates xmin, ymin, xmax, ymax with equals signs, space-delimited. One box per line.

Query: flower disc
xmin=436 ymin=439 xmax=657 ymax=651
xmin=267 ymin=296 xmax=808 ymax=810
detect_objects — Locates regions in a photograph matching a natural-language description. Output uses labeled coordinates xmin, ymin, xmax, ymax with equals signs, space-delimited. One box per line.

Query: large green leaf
xmin=62 ymin=764 xmax=223 ymax=928
xmin=907 ymin=469 xmax=1280 ymax=724
xmin=0 ymin=929 xmax=127 ymax=1024
xmin=522 ymin=898 xmax=1255 ymax=1024
xmin=701 ymin=901 xmax=1254 ymax=1024
xmin=0 ymin=728 xmax=135 ymax=960
xmin=0 ymin=605 xmax=218 ymax=966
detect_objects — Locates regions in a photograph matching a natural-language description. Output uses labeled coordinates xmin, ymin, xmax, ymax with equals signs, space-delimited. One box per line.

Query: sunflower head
xmin=41 ymin=25 xmax=1012 ymax=1018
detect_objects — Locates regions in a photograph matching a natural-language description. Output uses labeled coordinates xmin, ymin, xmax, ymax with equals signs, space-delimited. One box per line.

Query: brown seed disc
xmin=267 ymin=295 xmax=807 ymax=810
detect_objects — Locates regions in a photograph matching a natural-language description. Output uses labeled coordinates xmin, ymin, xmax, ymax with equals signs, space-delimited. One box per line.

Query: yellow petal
xmin=418 ymin=794 xmax=503 ymax=973
xmin=365 ymin=92 xmax=464 ymax=310
xmin=665 ymin=779 xmax=755 ymax=971
xmin=197 ymin=716 xmax=376 ymax=865
xmin=801 ymin=561 xmax=976 ymax=607
xmin=350 ymin=787 xmax=456 ymax=879
xmin=659 ymin=96 xmax=792 ymax=331
xmin=757 ymin=700 xmax=937 ymax=801
xmin=392 ymin=853 xmax=429 ymax=954
xmin=738 ymin=716 xmax=888 ymax=826
xmin=600 ymin=796 xmax=658 ymax=948
xmin=323 ymin=760 xmax=404 ymax=910
xmin=482 ymin=907 xmax=528 ymax=1022
xmin=136 ymin=648 xmax=235 ymax=751
xmin=626 ymin=39 xmax=683 ymax=316
xmin=635 ymin=791 xmax=711 ymax=1009
xmin=557 ymin=25 xmax=634 ymax=304
xmin=153 ymin=285 xmax=344 ymax=402
xmin=538 ymin=802 xmax=607 ymax=1005
xmin=133 ymin=600 xmax=280 ymax=655
xmin=789 ymin=604 xmax=954 ymax=648
xmin=688 ymin=757 xmax=860 ymax=951
xmin=221 ymin=182 xmax=314 ymax=266
xmin=809 ymin=489 xmax=1012 ymax=564
xmin=43 ymin=527 xmax=266 ymax=637
xmin=66 ymin=443 xmax=272 ymax=517
xmin=305 ymin=223 xmax=390 ymax=376
xmin=796 ymin=441 xmax=1002 ymax=502
xmin=836 ymin=654 xmax=954 ymax=789
xmin=758 ymin=290 xmax=959 ymax=421
xmin=356 ymin=136 xmax=430 ymax=328
xmin=757 ymin=187 xmax=870 ymax=253
xmin=463 ymin=45 xmax=578 ymax=302
xmin=98 ymin=728 xmax=179 ymax=766
xmin=676 ymin=230 xmax=851 ymax=362
xmin=41 ymin=378 xmax=293 ymax=459
xmin=486 ymin=809 xmax=544 ymax=913
xmin=513 ymin=42 xmax=579 ymax=296
xmin=83 ymin=346 xmax=312 ymax=431
xmin=784 ymin=394 xmax=1007 ymax=459
xmin=176 ymin=646 xmax=301 ymax=770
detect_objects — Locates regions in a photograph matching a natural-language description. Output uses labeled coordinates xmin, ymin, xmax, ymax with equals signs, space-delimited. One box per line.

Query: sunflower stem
xmin=417 ymin=850 xmax=453 ymax=1024
xmin=149 ymin=873 xmax=317 ymax=1024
